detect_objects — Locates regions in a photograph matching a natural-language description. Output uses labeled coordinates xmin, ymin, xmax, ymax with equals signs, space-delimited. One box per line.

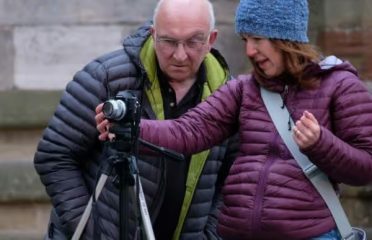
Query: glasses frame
xmin=155 ymin=33 xmax=211 ymax=54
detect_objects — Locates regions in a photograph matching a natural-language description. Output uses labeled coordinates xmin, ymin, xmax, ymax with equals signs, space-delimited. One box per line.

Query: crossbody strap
xmin=260 ymin=87 xmax=355 ymax=240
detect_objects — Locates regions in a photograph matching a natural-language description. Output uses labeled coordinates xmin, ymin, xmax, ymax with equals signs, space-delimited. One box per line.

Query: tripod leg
xmin=137 ymin=177 xmax=155 ymax=240
xmin=71 ymin=174 xmax=109 ymax=240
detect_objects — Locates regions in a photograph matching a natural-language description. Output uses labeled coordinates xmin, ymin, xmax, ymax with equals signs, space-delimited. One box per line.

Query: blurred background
xmin=0 ymin=0 xmax=371 ymax=239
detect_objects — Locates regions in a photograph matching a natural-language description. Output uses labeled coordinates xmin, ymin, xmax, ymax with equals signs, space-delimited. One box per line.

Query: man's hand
xmin=95 ymin=103 xmax=110 ymax=141
xmin=293 ymin=110 xmax=320 ymax=149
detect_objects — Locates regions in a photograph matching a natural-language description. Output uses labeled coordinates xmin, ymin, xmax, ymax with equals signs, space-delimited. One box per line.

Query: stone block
xmin=213 ymin=24 xmax=249 ymax=77
xmin=0 ymin=160 xmax=48 ymax=202
xmin=341 ymin=185 xmax=372 ymax=199
xmin=365 ymin=81 xmax=372 ymax=92
xmin=318 ymin=31 xmax=365 ymax=57
xmin=13 ymin=25 xmax=135 ymax=90
xmin=361 ymin=0 xmax=372 ymax=28
xmin=0 ymin=91 xmax=61 ymax=128
xmin=323 ymin=0 xmax=364 ymax=29
xmin=212 ymin=0 xmax=239 ymax=24
xmin=317 ymin=29 xmax=372 ymax=80
xmin=367 ymin=228 xmax=372 ymax=239
xmin=340 ymin=185 xmax=372 ymax=230
xmin=0 ymin=0 xmax=239 ymax=26
xmin=0 ymin=0 xmax=157 ymax=25
xmin=0 ymin=203 xmax=50 ymax=230
xmin=308 ymin=0 xmax=325 ymax=44
xmin=0 ymin=27 xmax=14 ymax=90
xmin=0 ymin=203 xmax=50 ymax=238
xmin=70 ymin=0 xmax=158 ymax=23
xmin=0 ymin=129 xmax=42 ymax=162
xmin=341 ymin=197 xmax=372 ymax=228
xmin=0 ymin=233 xmax=43 ymax=240
xmin=360 ymin=31 xmax=372 ymax=80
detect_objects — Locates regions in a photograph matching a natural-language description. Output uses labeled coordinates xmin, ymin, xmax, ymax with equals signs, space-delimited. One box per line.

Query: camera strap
xmin=260 ymin=87 xmax=355 ymax=240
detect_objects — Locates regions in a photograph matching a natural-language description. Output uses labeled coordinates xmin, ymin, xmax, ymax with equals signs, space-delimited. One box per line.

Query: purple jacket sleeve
xmin=303 ymin=73 xmax=372 ymax=186
xmin=140 ymin=79 xmax=242 ymax=155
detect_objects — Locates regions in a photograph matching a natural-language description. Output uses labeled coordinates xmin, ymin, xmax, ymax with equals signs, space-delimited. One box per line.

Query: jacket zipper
xmin=281 ymin=84 xmax=289 ymax=109
xmin=251 ymin=134 xmax=279 ymax=237
xmin=281 ymin=85 xmax=293 ymax=130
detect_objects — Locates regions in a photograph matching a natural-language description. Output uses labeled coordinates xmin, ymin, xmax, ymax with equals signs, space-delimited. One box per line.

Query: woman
xmin=97 ymin=0 xmax=372 ymax=239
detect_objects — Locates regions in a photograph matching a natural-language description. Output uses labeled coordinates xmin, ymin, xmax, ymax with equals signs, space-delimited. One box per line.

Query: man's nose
xmin=173 ymin=43 xmax=188 ymax=61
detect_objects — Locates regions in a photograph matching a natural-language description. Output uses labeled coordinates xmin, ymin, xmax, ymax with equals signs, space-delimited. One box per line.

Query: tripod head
xmin=103 ymin=90 xmax=141 ymax=153
xmin=103 ymin=90 xmax=184 ymax=161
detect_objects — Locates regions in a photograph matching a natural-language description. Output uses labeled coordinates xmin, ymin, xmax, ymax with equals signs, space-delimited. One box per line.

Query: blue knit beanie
xmin=235 ymin=0 xmax=309 ymax=43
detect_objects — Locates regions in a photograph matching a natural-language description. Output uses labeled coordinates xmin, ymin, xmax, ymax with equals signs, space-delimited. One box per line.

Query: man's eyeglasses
xmin=155 ymin=34 xmax=210 ymax=54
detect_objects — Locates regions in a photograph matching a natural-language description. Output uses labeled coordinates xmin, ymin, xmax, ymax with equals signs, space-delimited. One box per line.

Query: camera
xmin=102 ymin=90 xmax=140 ymax=151
xmin=102 ymin=90 xmax=140 ymax=123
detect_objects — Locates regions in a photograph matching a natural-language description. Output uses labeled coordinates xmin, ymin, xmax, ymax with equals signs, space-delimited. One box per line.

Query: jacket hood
xmin=318 ymin=55 xmax=358 ymax=76
xmin=122 ymin=20 xmax=153 ymax=68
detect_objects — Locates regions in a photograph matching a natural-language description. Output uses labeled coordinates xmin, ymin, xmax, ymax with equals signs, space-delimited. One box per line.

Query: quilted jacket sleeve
xmin=140 ymin=79 xmax=242 ymax=155
xmin=303 ymin=71 xmax=372 ymax=186
xmin=202 ymin=134 xmax=239 ymax=239
xmin=34 ymin=60 xmax=108 ymax=235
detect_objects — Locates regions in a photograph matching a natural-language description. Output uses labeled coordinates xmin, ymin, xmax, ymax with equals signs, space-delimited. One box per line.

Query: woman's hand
xmin=293 ymin=110 xmax=320 ymax=149
xmin=95 ymin=103 xmax=110 ymax=141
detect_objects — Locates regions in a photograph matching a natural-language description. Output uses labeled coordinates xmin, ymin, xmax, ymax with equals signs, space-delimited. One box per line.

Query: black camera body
xmin=102 ymin=90 xmax=140 ymax=150
xmin=103 ymin=90 xmax=140 ymax=124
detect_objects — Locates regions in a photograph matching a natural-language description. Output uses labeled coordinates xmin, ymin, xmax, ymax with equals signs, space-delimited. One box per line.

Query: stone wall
xmin=0 ymin=0 xmax=371 ymax=239
xmin=315 ymin=0 xmax=372 ymax=81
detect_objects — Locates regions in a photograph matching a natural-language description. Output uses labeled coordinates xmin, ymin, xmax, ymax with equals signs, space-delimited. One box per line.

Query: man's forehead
xmin=155 ymin=30 xmax=208 ymax=39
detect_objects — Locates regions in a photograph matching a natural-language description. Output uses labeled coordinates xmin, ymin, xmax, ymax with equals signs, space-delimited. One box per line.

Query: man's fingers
xmin=98 ymin=132 xmax=109 ymax=141
xmin=96 ymin=103 xmax=109 ymax=141
xmin=95 ymin=103 xmax=104 ymax=114
xmin=97 ymin=119 xmax=109 ymax=133
xmin=95 ymin=112 xmax=104 ymax=125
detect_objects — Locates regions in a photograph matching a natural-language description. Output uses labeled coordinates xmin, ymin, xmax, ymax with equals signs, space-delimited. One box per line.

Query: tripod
xmin=107 ymin=132 xmax=184 ymax=240
xmin=71 ymin=90 xmax=183 ymax=240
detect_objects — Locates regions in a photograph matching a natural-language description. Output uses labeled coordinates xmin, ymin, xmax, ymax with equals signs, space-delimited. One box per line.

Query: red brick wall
xmin=317 ymin=30 xmax=372 ymax=81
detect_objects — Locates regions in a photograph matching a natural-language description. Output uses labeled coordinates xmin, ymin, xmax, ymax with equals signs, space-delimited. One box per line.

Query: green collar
xmin=140 ymin=37 xmax=229 ymax=119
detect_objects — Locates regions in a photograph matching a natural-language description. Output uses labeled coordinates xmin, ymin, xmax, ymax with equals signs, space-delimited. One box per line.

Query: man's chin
xmin=168 ymin=72 xmax=190 ymax=81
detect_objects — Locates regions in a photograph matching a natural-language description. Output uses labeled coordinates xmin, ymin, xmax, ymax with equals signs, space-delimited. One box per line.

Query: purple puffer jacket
xmin=140 ymin=58 xmax=372 ymax=239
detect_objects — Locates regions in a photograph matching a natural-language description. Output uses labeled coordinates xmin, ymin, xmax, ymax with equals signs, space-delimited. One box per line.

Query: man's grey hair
xmin=152 ymin=0 xmax=216 ymax=31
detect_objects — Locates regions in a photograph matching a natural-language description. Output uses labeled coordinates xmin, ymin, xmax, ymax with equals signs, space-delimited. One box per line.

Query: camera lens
xmin=102 ymin=99 xmax=127 ymax=120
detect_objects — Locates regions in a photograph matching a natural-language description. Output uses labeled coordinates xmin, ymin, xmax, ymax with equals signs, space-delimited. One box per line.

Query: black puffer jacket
xmin=34 ymin=22 xmax=238 ymax=240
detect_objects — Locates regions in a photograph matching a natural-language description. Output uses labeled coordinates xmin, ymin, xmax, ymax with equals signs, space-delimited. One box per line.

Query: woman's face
xmin=242 ymin=34 xmax=285 ymax=78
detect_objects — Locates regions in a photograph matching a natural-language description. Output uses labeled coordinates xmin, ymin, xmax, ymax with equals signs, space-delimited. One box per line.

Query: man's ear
xmin=208 ymin=29 xmax=218 ymax=46
xmin=150 ymin=26 xmax=155 ymax=38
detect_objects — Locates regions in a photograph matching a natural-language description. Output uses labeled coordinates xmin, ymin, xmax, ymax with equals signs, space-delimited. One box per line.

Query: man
xmin=34 ymin=0 xmax=237 ymax=239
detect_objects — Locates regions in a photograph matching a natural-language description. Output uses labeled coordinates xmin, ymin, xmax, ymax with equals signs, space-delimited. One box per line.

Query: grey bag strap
xmin=260 ymin=87 xmax=355 ymax=240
